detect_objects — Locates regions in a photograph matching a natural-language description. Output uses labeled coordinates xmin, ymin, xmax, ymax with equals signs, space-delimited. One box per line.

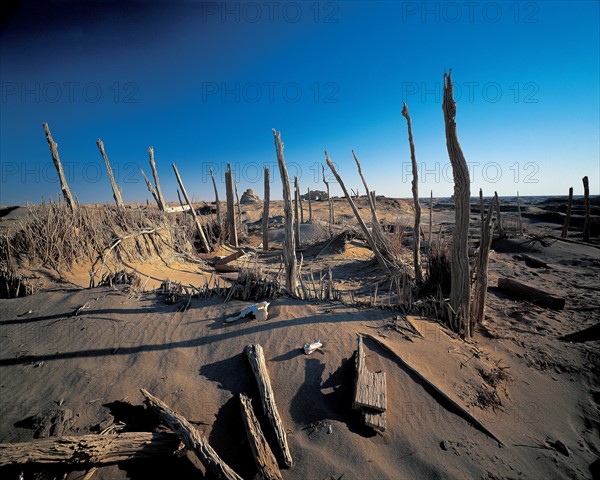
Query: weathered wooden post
xmin=209 ymin=166 xmax=222 ymax=222
xmin=294 ymin=176 xmax=301 ymax=244
xmin=429 ymin=190 xmax=433 ymax=248
xmin=225 ymin=164 xmax=238 ymax=248
xmin=263 ymin=166 xmax=270 ymax=251
xmin=140 ymin=169 xmax=160 ymax=208
xmin=442 ymin=70 xmax=471 ymax=337
xmin=42 ymin=123 xmax=76 ymax=211
xmin=352 ymin=150 xmax=379 ymax=225
xmin=148 ymin=147 xmax=167 ymax=211
xmin=516 ymin=191 xmax=523 ymax=236
xmin=322 ymin=164 xmax=335 ymax=234
xmin=96 ymin=139 xmax=124 ymax=210
xmin=171 ymin=163 xmax=211 ymax=253
xmin=307 ymin=188 xmax=313 ymax=222
xmin=494 ymin=191 xmax=504 ymax=237
xmin=234 ymin=181 xmax=242 ymax=227
xmin=401 ymin=102 xmax=422 ymax=284
xmin=561 ymin=187 xmax=573 ymax=238
xmin=583 ymin=176 xmax=591 ymax=242
xmin=273 ymin=130 xmax=299 ymax=296
xmin=370 ymin=191 xmax=376 ymax=210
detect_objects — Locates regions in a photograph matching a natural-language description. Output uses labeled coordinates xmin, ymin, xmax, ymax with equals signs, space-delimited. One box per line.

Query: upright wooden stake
xmin=371 ymin=191 xmax=376 ymax=209
xmin=148 ymin=147 xmax=167 ymax=211
xmin=295 ymin=177 xmax=304 ymax=224
xmin=561 ymin=187 xmax=573 ymax=238
xmin=322 ymin=164 xmax=334 ymax=234
xmin=140 ymin=169 xmax=160 ymax=208
xmin=42 ymin=123 xmax=76 ymax=211
xmin=273 ymin=130 xmax=298 ymax=297
xmin=494 ymin=191 xmax=504 ymax=237
xmin=307 ymin=188 xmax=313 ymax=222
xmin=516 ymin=191 xmax=523 ymax=236
xmin=225 ymin=164 xmax=238 ymax=248
xmin=325 ymin=151 xmax=390 ymax=274
xmin=263 ymin=167 xmax=270 ymax=251
xmin=234 ymin=181 xmax=242 ymax=226
xmin=294 ymin=176 xmax=301 ymax=244
xmin=352 ymin=150 xmax=379 ymax=224
xmin=172 ymin=163 xmax=211 ymax=252
xmin=429 ymin=190 xmax=433 ymax=248
xmin=209 ymin=166 xmax=222 ymax=222
xmin=401 ymin=103 xmax=423 ymax=285
xmin=442 ymin=70 xmax=471 ymax=337
xmin=96 ymin=139 xmax=124 ymax=210
xmin=583 ymin=176 xmax=591 ymax=242
xmin=479 ymin=188 xmax=484 ymax=227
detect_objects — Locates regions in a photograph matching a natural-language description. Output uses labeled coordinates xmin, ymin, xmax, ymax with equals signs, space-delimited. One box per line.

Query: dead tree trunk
xmin=294 ymin=176 xmax=301 ymax=245
xmin=263 ymin=166 xmax=270 ymax=251
xmin=371 ymin=191 xmax=376 ymax=210
xmin=583 ymin=176 xmax=591 ymax=242
xmin=401 ymin=103 xmax=423 ymax=284
xmin=561 ymin=187 xmax=573 ymax=238
xmin=234 ymin=181 xmax=242 ymax=227
xmin=325 ymin=151 xmax=390 ymax=274
xmin=516 ymin=191 xmax=523 ymax=236
xmin=96 ymin=139 xmax=124 ymax=210
xmin=42 ymin=123 xmax=76 ymax=211
xmin=225 ymin=164 xmax=238 ymax=248
xmin=470 ymin=193 xmax=498 ymax=332
xmin=352 ymin=150 xmax=379 ymax=225
xmin=307 ymin=188 xmax=313 ymax=222
xmin=141 ymin=389 xmax=242 ymax=480
xmin=273 ymin=130 xmax=298 ymax=296
xmin=322 ymin=164 xmax=334 ymax=235
xmin=148 ymin=146 xmax=167 ymax=211
xmin=442 ymin=70 xmax=471 ymax=337
xmin=209 ymin=166 xmax=222 ymax=222
xmin=140 ymin=169 xmax=160 ymax=208
xmin=172 ymin=163 xmax=211 ymax=252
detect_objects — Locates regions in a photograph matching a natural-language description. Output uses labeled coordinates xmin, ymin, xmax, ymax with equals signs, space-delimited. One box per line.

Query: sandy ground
xmin=0 ymin=196 xmax=599 ymax=479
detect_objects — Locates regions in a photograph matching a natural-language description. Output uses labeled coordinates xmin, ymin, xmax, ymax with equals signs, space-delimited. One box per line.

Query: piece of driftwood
xmin=497 ymin=277 xmax=565 ymax=310
xmin=361 ymin=333 xmax=504 ymax=446
xmin=0 ymin=432 xmax=180 ymax=466
xmin=148 ymin=146 xmax=167 ymax=211
xmin=561 ymin=187 xmax=573 ymax=238
xmin=442 ymin=70 xmax=471 ymax=336
xmin=97 ymin=139 xmax=124 ymax=210
xmin=263 ymin=167 xmax=270 ymax=251
xmin=363 ymin=409 xmax=386 ymax=432
xmin=273 ymin=130 xmax=299 ymax=297
xmin=239 ymin=394 xmax=282 ymax=480
xmin=172 ymin=163 xmax=211 ymax=253
xmin=210 ymin=166 xmax=223 ymax=223
xmin=519 ymin=254 xmax=550 ymax=269
xmin=42 ymin=123 xmax=77 ymax=211
xmin=245 ymin=344 xmax=292 ymax=468
xmin=141 ymin=389 xmax=242 ymax=480
xmin=353 ymin=335 xmax=387 ymax=412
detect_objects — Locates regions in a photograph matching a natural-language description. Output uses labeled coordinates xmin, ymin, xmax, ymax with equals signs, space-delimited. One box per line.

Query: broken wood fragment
xmin=363 ymin=409 xmax=386 ymax=433
xmin=239 ymin=393 xmax=283 ymax=480
xmin=141 ymin=388 xmax=242 ymax=480
xmin=214 ymin=250 xmax=245 ymax=266
xmin=497 ymin=277 xmax=565 ymax=310
xmin=353 ymin=335 xmax=387 ymax=412
xmin=245 ymin=343 xmax=293 ymax=468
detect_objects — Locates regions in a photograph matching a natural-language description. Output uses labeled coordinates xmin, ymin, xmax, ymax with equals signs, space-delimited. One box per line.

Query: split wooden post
xmin=96 ymin=139 xmax=124 ymax=210
xmin=325 ymin=151 xmax=390 ymax=274
xmin=470 ymin=193 xmax=498 ymax=332
xmin=294 ymin=176 xmax=301 ymax=245
xmin=352 ymin=150 xmax=379 ymax=224
xmin=263 ymin=166 xmax=270 ymax=251
xmin=307 ymin=188 xmax=313 ymax=222
xmin=239 ymin=393 xmax=282 ymax=480
xmin=172 ymin=163 xmax=211 ymax=252
xmin=148 ymin=147 xmax=167 ymax=211
xmin=140 ymin=169 xmax=161 ymax=208
xmin=442 ymin=70 xmax=471 ymax=337
xmin=209 ymin=166 xmax=222 ymax=222
xmin=141 ymin=389 xmax=242 ymax=480
xmin=245 ymin=344 xmax=293 ymax=468
xmin=322 ymin=164 xmax=335 ymax=235
xmin=583 ymin=176 xmax=591 ymax=242
xmin=42 ymin=123 xmax=76 ymax=211
xmin=516 ymin=191 xmax=524 ymax=236
xmin=273 ymin=130 xmax=299 ymax=296
xmin=401 ymin=103 xmax=423 ymax=284
xmin=561 ymin=187 xmax=573 ymax=238
xmin=225 ymin=164 xmax=238 ymax=248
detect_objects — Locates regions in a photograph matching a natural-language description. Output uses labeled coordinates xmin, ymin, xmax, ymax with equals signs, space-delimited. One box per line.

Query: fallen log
xmin=353 ymin=335 xmax=387 ymax=412
xmin=518 ymin=254 xmax=550 ymax=269
xmin=361 ymin=333 xmax=504 ymax=446
xmin=0 ymin=432 xmax=180 ymax=466
xmin=239 ymin=393 xmax=282 ymax=480
xmin=245 ymin=344 xmax=293 ymax=468
xmin=497 ymin=277 xmax=565 ymax=310
xmin=141 ymin=389 xmax=242 ymax=480
xmin=214 ymin=264 xmax=240 ymax=273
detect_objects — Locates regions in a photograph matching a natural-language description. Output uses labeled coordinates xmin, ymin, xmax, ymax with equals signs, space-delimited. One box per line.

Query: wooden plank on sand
xmin=245 ymin=343 xmax=293 ymax=468
xmin=353 ymin=335 xmax=387 ymax=412
xmin=239 ymin=393 xmax=282 ymax=480
xmin=497 ymin=277 xmax=565 ymax=310
xmin=141 ymin=388 xmax=242 ymax=480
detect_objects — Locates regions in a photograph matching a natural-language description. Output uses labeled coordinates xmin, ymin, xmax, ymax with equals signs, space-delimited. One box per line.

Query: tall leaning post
xmin=263 ymin=166 xmax=270 ymax=251
xmin=148 ymin=147 xmax=167 ymax=211
xmin=442 ymin=70 xmax=471 ymax=337
xmin=352 ymin=150 xmax=379 ymax=225
xmin=401 ymin=102 xmax=423 ymax=285
xmin=209 ymin=166 xmax=222 ymax=223
xmin=225 ymin=164 xmax=238 ymax=248
xmin=273 ymin=130 xmax=299 ymax=297
xmin=172 ymin=163 xmax=211 ymax=253
xmin=42 ymin=123 xmax=76 ymax=211
xmin=583 ymin=176 xmax=591 ymax=242
xmin=96 ymin=139 xmax=124 ymax=211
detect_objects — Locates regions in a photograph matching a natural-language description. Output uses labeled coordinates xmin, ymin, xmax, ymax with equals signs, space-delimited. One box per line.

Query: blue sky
xmin=1 ymin=0 xmax=598 ymax=205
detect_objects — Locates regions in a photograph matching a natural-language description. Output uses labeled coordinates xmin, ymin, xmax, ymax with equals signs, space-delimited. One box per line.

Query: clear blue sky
xmin=1 ymin=0 xmax=598 ymax=205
